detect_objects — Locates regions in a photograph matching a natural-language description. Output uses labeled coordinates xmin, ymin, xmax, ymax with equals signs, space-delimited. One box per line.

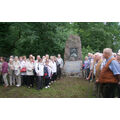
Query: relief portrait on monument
xmin=69 ymin=48 xmax=78 ymax=60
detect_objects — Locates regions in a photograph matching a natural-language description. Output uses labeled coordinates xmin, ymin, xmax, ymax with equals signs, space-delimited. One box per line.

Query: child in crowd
xmin=44 ymin=60 xmax=52 ymax=88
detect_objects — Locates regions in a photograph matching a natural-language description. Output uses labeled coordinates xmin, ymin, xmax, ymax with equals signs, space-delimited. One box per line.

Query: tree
xmin=73 ymin=22 xmax=120 ymax=53
xmin=0 ymin=22 xmax=120 ymax=58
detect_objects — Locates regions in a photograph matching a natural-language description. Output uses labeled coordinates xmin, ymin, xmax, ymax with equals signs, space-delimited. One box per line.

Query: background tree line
xmin=0 ymin=22 xmax=120 ymax=59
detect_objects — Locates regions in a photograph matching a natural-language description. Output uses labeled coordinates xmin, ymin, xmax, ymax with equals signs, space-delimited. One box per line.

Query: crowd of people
xmin=1 ymin=48 xmax=120 ymax=98
xmin=0 ymin=54 xmax=63 ymax=90
xmin=82 ymin=48 xmax=120 ymax=98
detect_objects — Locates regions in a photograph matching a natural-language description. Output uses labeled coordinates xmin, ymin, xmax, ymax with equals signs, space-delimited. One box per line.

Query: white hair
xmin=103 ymin=48 xmax=112 ymax=56
xmin=94 ymin=52 xmax=100 ymax=56
xmin=9 ymin=58 xmax=13 ymax=62
xmin=15 ymin=56 xmax=18 ymax=59
xmin=95 ymin=52 xmax=102 ymax=57
xmin=37 ymin=55 xmax=40 ymax=57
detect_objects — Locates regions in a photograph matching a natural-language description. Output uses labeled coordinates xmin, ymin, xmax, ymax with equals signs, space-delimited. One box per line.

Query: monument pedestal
xmin=63 ymin=60 xmax=82 ymax=76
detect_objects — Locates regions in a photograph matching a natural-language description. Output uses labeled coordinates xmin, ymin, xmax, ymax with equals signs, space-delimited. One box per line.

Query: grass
xmin=0 ymin=77 xmax=95 ymax=98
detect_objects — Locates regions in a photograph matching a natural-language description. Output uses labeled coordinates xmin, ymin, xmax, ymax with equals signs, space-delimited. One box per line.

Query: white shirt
xmin=26 ymin=61 xmax=34 ymax=76
xmin=42 ymin=58 xmax=46 ymax=65
xmin=48 ymin=60 xmax=53 ymax=68
xmin=13 ymin=60 xmax=20 ymax=75
xmin=20 ymin=60 xmax=27 ymax=69
xmin=20 ymin=60 xmax=27 ymax=75
xmin=100 ymin=59 xmax=106 ymax=70
xmin=0 ymin=62 xmax=3 ymax=72
xmin=93 ymin=62 xmax=98 ymax=75
xmin=57 ymin=58 xmax=63 ymax=68
xmin=35 ymin=62 xmax=44 ymax=76
xmin=90 ymin=59 xmax=94 ymax=70
xmin=51 ymin=61 xmax=57 ymax=74
xmin=13 ymin=61 xmax=20 ymax=70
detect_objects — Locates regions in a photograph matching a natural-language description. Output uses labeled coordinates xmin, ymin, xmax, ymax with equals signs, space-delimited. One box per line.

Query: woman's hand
xmin=96 ymin=79 xmax=99 ymax=83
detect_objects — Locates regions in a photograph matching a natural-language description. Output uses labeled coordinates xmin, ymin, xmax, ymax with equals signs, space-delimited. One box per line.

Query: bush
xmin=82 ymin=45 xmax=94 ymax=60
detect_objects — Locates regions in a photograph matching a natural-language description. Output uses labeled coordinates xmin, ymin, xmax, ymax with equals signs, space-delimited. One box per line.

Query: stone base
xmin=63 ymin=60 xmax=82 ymax=77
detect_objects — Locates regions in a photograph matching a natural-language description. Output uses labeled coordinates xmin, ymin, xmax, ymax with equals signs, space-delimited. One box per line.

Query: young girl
xmin=44 ymin=60 xmax=52 ymax=88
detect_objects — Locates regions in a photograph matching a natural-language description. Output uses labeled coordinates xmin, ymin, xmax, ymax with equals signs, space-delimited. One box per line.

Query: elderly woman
xmin=35 ymin=58 xmax=44 ymax=90
xmin=50 ymin=56 xmax=57 ymax=83
xmin=86 ymin=54 xmax=95 ymax=81
xmin=26 ymin=57 xmax=34 ymax=88
xmin=83 ymin=56 xmax=89 ymax=79
xmin=56 ymin=54 xmax=63 ymax=80
xmin=20 ymin=56 xmax=27 ymax=86
xmin=35 ymin=55 xmax=41 ymax=63
xmin=1 ymin=57 xmax=8 ymax=87
xmin=117 ymin=53 xmax=120 ymax=64
xmin=0 ymin=57 xmax=3 ymax=84
xmin=13 ymin=56 xmax=21 ymax=87
xmin=8 ymin=58 xmax=14 ymax=86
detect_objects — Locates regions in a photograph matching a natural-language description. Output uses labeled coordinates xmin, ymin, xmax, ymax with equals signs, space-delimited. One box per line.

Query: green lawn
xmin=0 ymin=77 xmax=95 ymax=98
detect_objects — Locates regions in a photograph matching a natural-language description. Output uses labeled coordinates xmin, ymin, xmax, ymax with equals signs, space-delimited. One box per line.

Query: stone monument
xmin=63 ymin=35 xmax=82 ymax=76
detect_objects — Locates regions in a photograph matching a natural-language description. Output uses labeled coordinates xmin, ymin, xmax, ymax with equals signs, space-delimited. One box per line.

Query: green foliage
xmin=0 ymin=22 xmax=72 ymax=57
xmin=73 ymin=22 xmax=120 ymax=53
xmin=0 ymin=22 xmax=120 ymax=59
xmin=82 ymin=46 xmax=94 ymax=60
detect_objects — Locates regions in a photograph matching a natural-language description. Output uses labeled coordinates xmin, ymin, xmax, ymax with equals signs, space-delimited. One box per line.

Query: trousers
xmin=101 ymin=83 xmax=117 ymax=98
xmin=36 ymin=76 xmax=43 ymax=90
xmin=2 ymin=73 xmax=8 ymax=86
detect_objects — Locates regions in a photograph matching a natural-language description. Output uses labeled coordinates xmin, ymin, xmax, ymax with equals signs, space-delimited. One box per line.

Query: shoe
xmin=16 ymin=85 xmax=20 ymax=87
xmin=86 ymin=78 xmax=89 ymax=80
xmin=4 ymin=85 xmax=8 ymax=88
xmin=49 ymin=83 xmax=51 ymax=85
xmin=51 ymin=81 xmax=53 ymax=83
xmin=90 ymin=79 xmax=93 ymax=82
xmin=48 ymin=85 xmax=50 ymax=88
xmin=45 ymin=86 xmax=48 ymax=89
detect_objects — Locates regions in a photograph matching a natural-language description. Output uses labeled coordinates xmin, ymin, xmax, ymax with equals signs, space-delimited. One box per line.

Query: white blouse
xmin=35 ymin=62 xmax=44 ymax=76
xmin=26 ymin=61 xmax=34 ymax=76
xmin=51 ymin=61 xmax=57 ymax=74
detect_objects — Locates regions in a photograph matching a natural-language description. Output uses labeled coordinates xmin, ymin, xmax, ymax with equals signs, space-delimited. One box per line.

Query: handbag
xmin=20 ymin=67 xmax=26 ymax=72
